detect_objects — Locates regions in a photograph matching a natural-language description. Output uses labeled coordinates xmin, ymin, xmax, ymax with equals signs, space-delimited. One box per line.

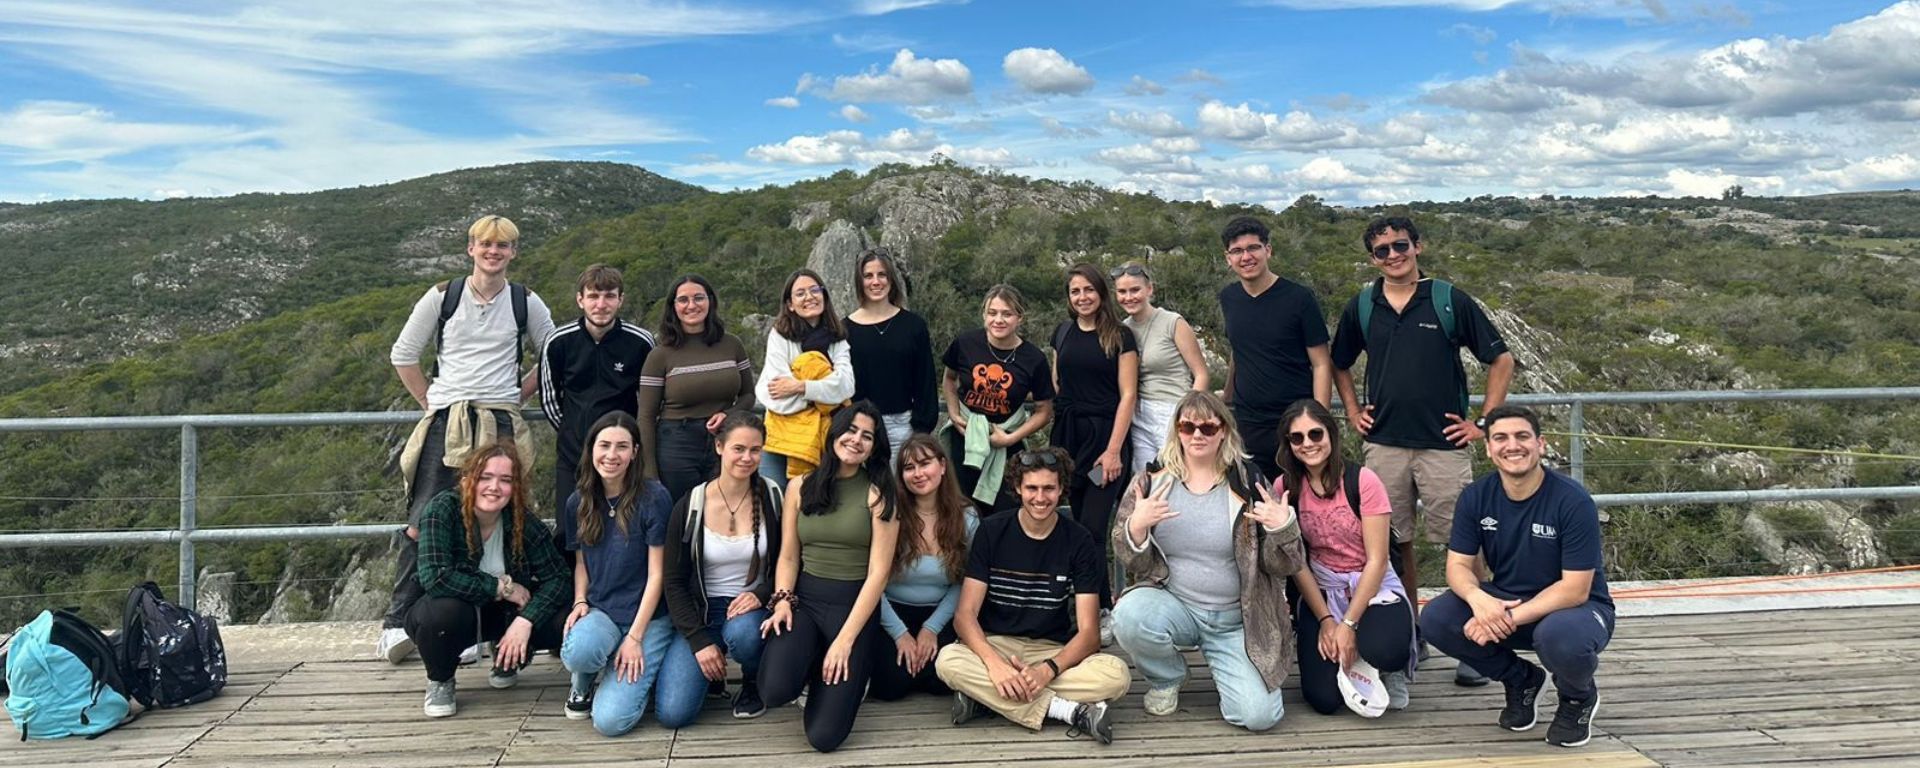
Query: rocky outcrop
xmin=851 ymin=171 xmax=1104 ymax=257
xmin=322 ymin=553 xmax=389 ymax=623
xmin=195 ymin=569 xmax=237 ymax=624
xmin=805 ymin=220 xmax=874 ymax=309
xmin=1741 ymin=512 xmax=1827 ymax=575
xmin=790 ymin=201 xmax=832 ymax=232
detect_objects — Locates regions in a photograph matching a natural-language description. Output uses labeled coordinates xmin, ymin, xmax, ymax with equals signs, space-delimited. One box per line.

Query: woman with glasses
xmin=757 ymin=402 xmax=899 ymax=753
xmin=1048 ymin=263 xmax=1139 ymax=626
xmin=1109 ymin=390 xmax=1303 ymax=731
xmin=1276 ymin=398 xmax=1416 ymax=716
xmin=1111 ymin=262 xmax=1209 ymax=476
xmin=757 ymin=269 xmax=855 ymax=484
xmin=869 ymin=434 xmax=979 ymax=701
xmin=941 ymin=284 xmax=1055 ymax=513
xmin=640 ymin=275 xmax=756 ymax=505
xmin=845 ymin=248 xmax=937 ymax=457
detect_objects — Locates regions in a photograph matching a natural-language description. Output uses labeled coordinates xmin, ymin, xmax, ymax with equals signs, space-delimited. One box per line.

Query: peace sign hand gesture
xmin=1247 ymin=483 xmax=1295 ymax=531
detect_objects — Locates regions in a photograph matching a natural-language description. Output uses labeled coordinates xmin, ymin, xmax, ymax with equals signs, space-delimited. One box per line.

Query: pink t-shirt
xmin=1275 ymin=467 xmax=1391 ymax=573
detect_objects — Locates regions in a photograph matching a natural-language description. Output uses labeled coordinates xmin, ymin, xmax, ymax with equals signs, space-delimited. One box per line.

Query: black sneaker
xmin=1455 ymin=660 xmax=1490 ymax=687
xmin=1546 ymin=691 xmax=1600 ymax=747
xmin=707 ymin=677 xmax=729 ymax=699
xmin=732 ymin=681 xmax=766 ymax=719
xmin=1065 ymin=701 xmax=1113 ymax=744
xmin=1499 ymin=662 xmax=1547 ymax=731
xmin=950 ymin=691 xmax=986 ymax=725
xmin=564 ymin=688 xmax=592 ymax=720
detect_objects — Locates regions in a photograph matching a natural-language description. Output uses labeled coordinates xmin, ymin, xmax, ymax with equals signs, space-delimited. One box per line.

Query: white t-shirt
xmin=390 ymin=281 xmax=556 ymax=410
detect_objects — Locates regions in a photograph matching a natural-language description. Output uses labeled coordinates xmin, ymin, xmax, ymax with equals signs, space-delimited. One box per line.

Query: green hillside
xmin=2 ymin=162 xmax=1917 ymax=626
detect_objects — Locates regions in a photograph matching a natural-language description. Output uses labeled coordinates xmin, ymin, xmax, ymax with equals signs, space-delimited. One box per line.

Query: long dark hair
xmin=856 ymin=247 xmax=908 ymax=308
xmin=456 ymin=442 xmax=531 ymax=566
xmin=659 ymin=274 xmax=725 ymax=347
xmin=1276 ymin=399 xmax=1347 ymax=503
xmin=575 ymin=412 xmax=645 ymax=547
xmin=708 ymin=410 xmax=772 ymax=579
xmin=1065 ymin=263 xmax=1127 ymax=357
xmin=799 ymin=401 xmax=896 ymax=521
xmin=773 ymin=268 xmax=847 ymax=342
xmin=893 ymin=433 xmax=970 ymax=582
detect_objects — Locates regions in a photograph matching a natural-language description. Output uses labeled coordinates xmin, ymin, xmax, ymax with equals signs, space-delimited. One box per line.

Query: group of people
xmin=371 ymin=212 xmax=1614 ymax=752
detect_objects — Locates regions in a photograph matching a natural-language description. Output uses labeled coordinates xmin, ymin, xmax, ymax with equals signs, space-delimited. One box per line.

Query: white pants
xmin=1129 ymin=398 xmax=1178 ymax=475
xmin=883 ymin=411 xmax=913 ymax=465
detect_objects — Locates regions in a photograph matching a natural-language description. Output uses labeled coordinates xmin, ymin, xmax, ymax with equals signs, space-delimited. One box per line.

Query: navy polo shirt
xmin=1331 ymin=277 xmax=1507 ymax=450
xmin=1449 ymin=470 xmax=1611 ymax=606
xmin=565 ymin=480 xmax=672 ymax=625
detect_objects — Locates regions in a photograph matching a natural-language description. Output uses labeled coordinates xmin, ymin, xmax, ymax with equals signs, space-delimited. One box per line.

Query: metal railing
xmin=3 ymin=388 xmax=1918 ymax=609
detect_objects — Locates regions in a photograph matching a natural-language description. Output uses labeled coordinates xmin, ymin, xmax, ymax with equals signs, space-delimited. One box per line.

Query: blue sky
xmin=1 ymin=0 xmax=1916 ymax=206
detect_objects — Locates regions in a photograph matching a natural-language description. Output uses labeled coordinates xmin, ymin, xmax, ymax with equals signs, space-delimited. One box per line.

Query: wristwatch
xmin=1340 ymin=617 xmax=1360 ymax=631
xmin=1472 ymin=415 xmax=1490 ymax=431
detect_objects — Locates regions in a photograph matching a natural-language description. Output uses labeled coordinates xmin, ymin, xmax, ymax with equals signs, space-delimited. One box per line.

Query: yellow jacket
xmin=764 ymin=351 xmax=845 ymax=476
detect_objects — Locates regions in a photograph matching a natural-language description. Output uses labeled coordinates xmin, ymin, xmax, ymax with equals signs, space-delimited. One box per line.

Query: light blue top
xmin=879 ymin=508 xmax=979 ymax=639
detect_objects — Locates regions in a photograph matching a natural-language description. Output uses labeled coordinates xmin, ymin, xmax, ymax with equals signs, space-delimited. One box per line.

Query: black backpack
xmin=119 ymin=582 xmax=226 ymax=709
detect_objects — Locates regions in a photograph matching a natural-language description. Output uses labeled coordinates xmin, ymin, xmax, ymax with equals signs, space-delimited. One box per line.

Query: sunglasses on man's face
xmin=1370 ymin=239 xmax=1413 ymax=261
xmin=1287 ymin=427 xmax=1327 ymax=446
xmin=1176 ymin=420 xmax=1221 ymax=437
xmin=1015 ymin=451 xmax=1061 ymax=468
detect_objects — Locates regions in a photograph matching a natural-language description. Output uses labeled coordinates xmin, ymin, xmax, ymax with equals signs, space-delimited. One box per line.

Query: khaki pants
xmin=1363 ymin=442 xmax=1473 ymax=544
xmin=935 ymin=635 xmax=1131 ymax=730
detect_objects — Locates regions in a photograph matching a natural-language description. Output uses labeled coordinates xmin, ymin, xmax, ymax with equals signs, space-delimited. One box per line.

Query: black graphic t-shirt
xmin=942 ymin=328 xmax=1055 ymax=423
xmin=966 ymin=512 xmax=1102 ymax=643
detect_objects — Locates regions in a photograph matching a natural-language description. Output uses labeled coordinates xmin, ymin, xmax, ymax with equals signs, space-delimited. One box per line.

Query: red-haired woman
xmin=409 ymin=442 xmax=570 ymax=719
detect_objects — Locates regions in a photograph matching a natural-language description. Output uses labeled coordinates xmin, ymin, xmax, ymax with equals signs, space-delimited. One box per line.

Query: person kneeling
xmin=1418 ymin=406 xmax=1614 ymax=748
xmin=409 ymin=442 xmax=570 ymax=719
xmin=934 ymin=447 xmax=1129 ymax=744
xmin=1110 ymin=391 xmax=1300 ymax=732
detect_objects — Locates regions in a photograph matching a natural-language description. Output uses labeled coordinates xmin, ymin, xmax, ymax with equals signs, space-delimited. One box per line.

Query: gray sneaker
xmin=424 ymin=679 xmax=457 ymax=718
xmin=1384 ymin=671 xmax=1410 ymax=711
xmin=488 ymin=666 xmax=519 ymax=689
xmin=950 ymin=691 xmax=987 ymax=725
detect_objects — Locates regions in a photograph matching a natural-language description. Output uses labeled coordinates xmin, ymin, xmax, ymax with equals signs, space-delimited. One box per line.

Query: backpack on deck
xmin=120 ymin=582 xmax=226 ymax=709
xmin=435 ymin=276 xmax=530 ymax=377
xmin=4 ymin=610 xmax=135 ymax=740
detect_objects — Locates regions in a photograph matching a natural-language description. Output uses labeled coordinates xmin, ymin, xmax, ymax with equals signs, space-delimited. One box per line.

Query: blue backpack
xmin=4 ymin=610 xmax=134 ymax=740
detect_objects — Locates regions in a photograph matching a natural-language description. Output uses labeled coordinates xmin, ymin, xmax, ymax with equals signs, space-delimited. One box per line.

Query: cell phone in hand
xmin=1088 ymin=464 xmax=1107 ymax=487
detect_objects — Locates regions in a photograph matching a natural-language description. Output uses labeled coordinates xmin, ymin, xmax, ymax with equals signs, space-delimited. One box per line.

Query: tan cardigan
xmin=1112 ymin=460 xmax=1306 ymax=691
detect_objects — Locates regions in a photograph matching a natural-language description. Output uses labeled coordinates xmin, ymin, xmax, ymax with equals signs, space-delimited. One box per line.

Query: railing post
xmin=179 ymin=424 xmax=197 ymax=609
xmin=1569 ymin=400 xmax=1586 ymax=487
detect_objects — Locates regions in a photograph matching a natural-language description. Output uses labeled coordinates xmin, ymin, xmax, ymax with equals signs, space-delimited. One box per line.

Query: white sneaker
xmin=458 ymin=644 xmax=480 ymax=666
xmin=1385 ymin=671 xmax=1411 ymax=711
xmin=1143 ymin=684 xmax=1180 ymax=716
xmin=424 ymin=679 xmax=457 ymax=718
xmin=1098 ymin=609 xmax=1115 ymax=648
xmin=378 ymin=627 xmax=415 ymax=664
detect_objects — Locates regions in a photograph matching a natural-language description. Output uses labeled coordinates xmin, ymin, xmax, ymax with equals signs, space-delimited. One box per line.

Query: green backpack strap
xmin=1355 ymin=281 xmax=1375 ymax=339
xmin=1432 ymin=279 xmax=1457 ymax=345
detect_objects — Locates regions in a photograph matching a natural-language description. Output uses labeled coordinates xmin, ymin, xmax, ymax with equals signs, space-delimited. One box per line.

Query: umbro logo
xmin=1480 ymin=516 xmax=1498 ymax=531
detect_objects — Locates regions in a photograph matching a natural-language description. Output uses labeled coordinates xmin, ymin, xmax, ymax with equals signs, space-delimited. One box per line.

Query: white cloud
xmin=840 ymin=105 xmax=872 ymax=123
xmin=766 ymin=96 xmax=801 ymax=108
xmin=1107 ymin=109 xmax=1189 ymax=138
xmin=1660 ymin=168 xmax=1785 ymax=198
xmin=1196 ymin=101 xmax=1425 ymax=149
xmin=831 ymin=31 xmax=914 ymax=53
xmin=618 ymin=73 xmax=653 ymax=86
xmin=1123 ymin=75 xmax=1166 ymax=96
xmin=746 ymin=128 xmax=979 ymax=168
xmin=872 ymin=128 xmax=939 ymax=151
xmin=1443 ymin=23 xmax=1498 ymax=46
xmin=0 ymin=101 xmax=251 ymax=164
xmin=1002 ymin=48 xmax=1095 ymax=95
xmin=807 ymin=48 xmax=973 ymax=104
xmin=1806 ymin=153 xmax=1920 ymax=189
xmin=1173 ymin=68 xmax=1225 ymax=85
xmin=748 ymin=131 xmax=866 ymax=164
xmin=1092 ymin=143 xmax=1197 ymax=173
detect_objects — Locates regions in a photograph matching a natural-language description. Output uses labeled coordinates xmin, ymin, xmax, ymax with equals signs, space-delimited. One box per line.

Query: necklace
xmin=987 ymin=338 xmax=1019 ymax=364
xmin=713 ymin=482 xmax=748 ymax=535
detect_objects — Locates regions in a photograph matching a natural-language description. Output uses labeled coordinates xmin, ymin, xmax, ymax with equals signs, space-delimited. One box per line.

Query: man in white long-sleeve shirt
xmin=378 ymin=214 xmax=557 ymax=664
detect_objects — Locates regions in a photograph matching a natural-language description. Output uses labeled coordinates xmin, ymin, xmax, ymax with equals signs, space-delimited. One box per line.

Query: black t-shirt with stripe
xmin=965 ymin=511 xmax=1101 ymax=644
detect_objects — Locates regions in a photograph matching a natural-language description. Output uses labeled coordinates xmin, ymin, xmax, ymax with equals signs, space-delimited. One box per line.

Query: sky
xmin=2 ymin=0 xmax=1918 ymax=207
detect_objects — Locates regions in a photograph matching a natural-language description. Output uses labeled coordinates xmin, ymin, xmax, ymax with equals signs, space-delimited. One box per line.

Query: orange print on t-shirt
xmin=967 ymin=363 xmax=1014 ymax=418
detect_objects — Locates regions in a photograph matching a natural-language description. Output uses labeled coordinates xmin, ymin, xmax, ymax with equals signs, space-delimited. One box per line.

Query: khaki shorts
xmin=1362 ymin=442 xmax=1473 ymax=545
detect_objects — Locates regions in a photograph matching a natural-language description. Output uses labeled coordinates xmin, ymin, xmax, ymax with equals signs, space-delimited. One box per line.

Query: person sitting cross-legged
xmin=1419 ymin=405 xmax=1615 ymax=748
xmin=933 ymin=447 xmax=1130 ymax=744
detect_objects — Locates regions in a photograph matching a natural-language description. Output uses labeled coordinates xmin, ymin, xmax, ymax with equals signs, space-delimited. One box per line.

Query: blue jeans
xmin=1111 ymin=587 xmax=1285 ymax=732
xmin=561 ymin=609 xmax=675 ymax=737
xmin=1420 ymin=586 xmax=1615 ymax=701
xmin=654 ymin=599 xmax=771 ymax=727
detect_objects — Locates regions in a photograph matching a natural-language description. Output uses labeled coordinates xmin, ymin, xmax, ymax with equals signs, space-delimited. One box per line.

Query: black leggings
xmin=1292 ymin=590 xmax=1415 ymax=716
xmin=868 ymin=601 xmax=955 ymax=701
xmin=757 ymin=573 xmax=879 ymax=753
xmin=405 ymin=596 xmax=567 ymax=683
xmin=1052 ymin=410 xmax=1130 ymax=606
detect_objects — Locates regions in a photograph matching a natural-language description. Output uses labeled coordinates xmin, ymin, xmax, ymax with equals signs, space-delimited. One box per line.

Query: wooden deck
xmin=4 ymin=603 xmax=1917 ymax=768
